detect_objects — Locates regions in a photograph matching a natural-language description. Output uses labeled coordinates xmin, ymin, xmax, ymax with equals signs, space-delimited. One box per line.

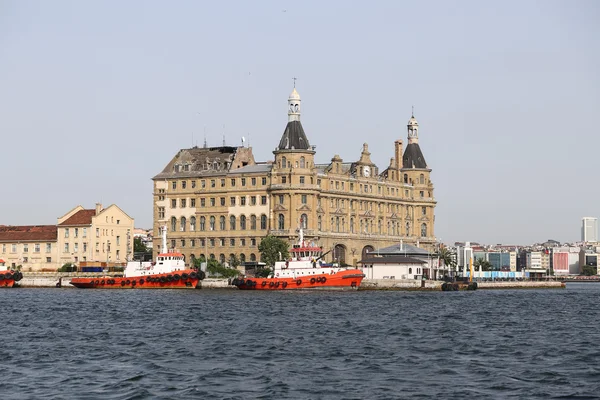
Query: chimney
xmin=394 ymin=140 xmax=403 ymax=175
xmin=95 ymin=203 xmax=102 ymax=215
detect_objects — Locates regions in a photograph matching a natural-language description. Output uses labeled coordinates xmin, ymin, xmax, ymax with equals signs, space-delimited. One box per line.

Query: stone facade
xmin=152 ymin=88 xmax=436 ymax=267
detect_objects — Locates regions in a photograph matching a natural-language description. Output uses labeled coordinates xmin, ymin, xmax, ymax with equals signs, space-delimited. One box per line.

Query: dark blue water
xmin=2 ymin=283 xmax=599 ymax=399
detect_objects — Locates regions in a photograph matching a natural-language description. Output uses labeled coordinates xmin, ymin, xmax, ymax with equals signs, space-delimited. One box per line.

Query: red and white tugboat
xmin=232 ymin=228 xmax=364 ymax=290
xmin=70 ymin=226 xmax=205 ymax=289
xmin=0 ymin=259 xmax=23 ymax=288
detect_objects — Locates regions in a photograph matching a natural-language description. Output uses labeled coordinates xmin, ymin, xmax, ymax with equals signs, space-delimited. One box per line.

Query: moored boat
xmin=232 ymin=228 xmax=364 ymax=290
xmin=0 ymin=259 xmax=23 ymax=288
xmin=70 ymin=226 xmax=205 ymax=289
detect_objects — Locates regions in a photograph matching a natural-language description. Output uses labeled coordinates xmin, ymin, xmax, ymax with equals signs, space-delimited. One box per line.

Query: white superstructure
xmin=124 ymin=226 xmax=187 ymax=278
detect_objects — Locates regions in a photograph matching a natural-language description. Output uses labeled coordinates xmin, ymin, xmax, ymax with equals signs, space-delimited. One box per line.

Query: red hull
xmin=233 ymin=269 xmax=365 ymax=290
xmin=70 ymin=270 xmax=203 ymax=289
xmin=0 ymin=271 xmax=22 ymax=288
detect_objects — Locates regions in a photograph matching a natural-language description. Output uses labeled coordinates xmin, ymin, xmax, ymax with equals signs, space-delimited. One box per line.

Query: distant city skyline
xmin=1 ymin=1 xmax=598 ymax=245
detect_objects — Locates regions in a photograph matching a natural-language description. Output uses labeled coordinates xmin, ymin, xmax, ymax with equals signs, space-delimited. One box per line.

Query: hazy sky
xmin=1 ymin=0 xmax=598 ymax=245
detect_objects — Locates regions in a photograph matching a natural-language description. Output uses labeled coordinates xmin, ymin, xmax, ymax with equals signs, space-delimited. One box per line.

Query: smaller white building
xmin=359 ymin=256 xmax=427 ymax=280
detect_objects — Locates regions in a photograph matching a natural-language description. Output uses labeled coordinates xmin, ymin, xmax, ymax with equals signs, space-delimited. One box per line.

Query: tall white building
xmin=582 ymin=217 xmax=598 ymax=242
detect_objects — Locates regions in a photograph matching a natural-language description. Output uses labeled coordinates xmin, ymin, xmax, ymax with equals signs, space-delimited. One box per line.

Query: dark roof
xmin=403 ymin=143 xmax=427 ymax=169
xmin=378 ymin=243 xmax=431 ymax=256
xmin=277 ymin=121 xmax=311 ymax=150
xmin=153 ymin=146 xmax=239 ymax=179
xmin=59 ymin=210 xmax=97 ymax=226
xmin=359 ymin=256 xmax=426 ymax=264
xmin=0 ymin=225 xmax=58 ymax=242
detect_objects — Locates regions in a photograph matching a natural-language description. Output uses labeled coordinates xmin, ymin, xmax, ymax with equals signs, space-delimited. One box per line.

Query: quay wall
xmin=477 ymin=281 xmax=565 ymax=289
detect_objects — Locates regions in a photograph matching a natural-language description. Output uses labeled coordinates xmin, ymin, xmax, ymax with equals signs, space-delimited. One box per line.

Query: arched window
xmin=190 ymin=216 xmax=196 ymax=231
xmin=421 ymin=223 xmax=427 ymax=237
xmin=330 ymin=218 xmax=334 ymax=232
xmin=378 ymin=219 xmax=382 ymax=234
xmin=219 ymin=254 xmax=225 ymax=264
xmin=180 ymin=217 xmax=186 ymax=232
xmin=260 ymin=214 xmax=267 ymax=230
xmin=360 ymin=219 xmax=364 ymax=233
xmin=200 ymin=216 xmax=206 ymax=231
xmin=229 ymin=253 xmax=236 ymax=265
xmin=230 ymin=215 xmax=236 ymax=230
xmin=342 ymin=218 xmax=345 ymax=233
xmin=240 ymin=215 xmax=247 ymax=230
xmin=301 ymin=214 xmax=308 ymax=229
xmin=250 ymin=215 xmax=257 ymax=230
xmin=278 ymin=214 xmax=285 ymax=230
xmin=171 ymin=217 xmax=177 ymax=232
xmin=335 ymin=217 xmax=340 ymax=232
xmin=209 ymin=253 xmax=215 ymax=260
xmin=409 ymin=268 xmax=412 ymax=274
xmin=300 ymin=157 xmax=305 ymax=168
xmin=404 ymin=174 xmax=408 ymax=184
xmin=209 ymin=216 xmax=215 ymax=231
xmin=350 ymin=217 xmax=354 ymax=233
xmin=220 ymin=216 xmax=226 ymax=230
xmin=250 ymin=253 xmax=256 ymax=262
xmin=240 ymin=253 xmax=246 ymax=262
xmin=419 ymin=174 xmax=425 ymax=184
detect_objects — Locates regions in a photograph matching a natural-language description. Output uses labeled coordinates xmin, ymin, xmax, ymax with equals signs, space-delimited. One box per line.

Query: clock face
xmin=363 ymin=166 xmax=370 ymax=177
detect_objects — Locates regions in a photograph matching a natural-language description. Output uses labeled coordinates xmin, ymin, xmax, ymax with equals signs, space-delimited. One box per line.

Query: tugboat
xmin=70 ymin=226 xmax=205 ymax=289
xmin=0 ymin=259 xmax=23 ymax=288
xmin=232 ymin=228 xmax=364 ymax=290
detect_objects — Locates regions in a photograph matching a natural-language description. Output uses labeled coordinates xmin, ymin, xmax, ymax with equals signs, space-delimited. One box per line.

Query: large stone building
xmin=152 ymin=87 xmax=436 ymax=266
xmin=0 ymin=204 xmax=134 ymax=271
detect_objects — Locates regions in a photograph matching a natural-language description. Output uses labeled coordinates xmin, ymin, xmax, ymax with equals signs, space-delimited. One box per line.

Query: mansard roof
xmin=378 ymin=243 xmax=431 ymax=256
xmin=403 ymin=143 xmax=428 ymax=169
xmin=277 ymin=121 xmax=311 ymax=151
xmin=358 ymin=255 xmax=426 ymax=264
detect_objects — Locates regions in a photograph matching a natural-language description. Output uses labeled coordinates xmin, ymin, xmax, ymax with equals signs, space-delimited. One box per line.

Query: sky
xmin=1 ymin=0 xmax=598 ymax=245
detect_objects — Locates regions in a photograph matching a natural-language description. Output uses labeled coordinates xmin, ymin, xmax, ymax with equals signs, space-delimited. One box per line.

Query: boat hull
xmin=233 ymin=269 xmax=365 ymax=290
xmin=0 ymin=271 xmax=22 ymax=288
xmin=70 ymin=270 xmax=203 ymax=289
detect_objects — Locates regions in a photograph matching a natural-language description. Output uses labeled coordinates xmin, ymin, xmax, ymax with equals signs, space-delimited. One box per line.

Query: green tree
xmin=474 ymin=257 xmax=492 ymax=271
xmin=582 ymin=265 xmax=597 ymax=276
xmin=435 ymin=246 xmax=457 ymax=275
xmin=229 ymin=254 xmax=241 ymax=268
xmin=258 ymin=235 xmax=289 ymax=267
xmin=134 ymin=237 xmax=147 ymax=253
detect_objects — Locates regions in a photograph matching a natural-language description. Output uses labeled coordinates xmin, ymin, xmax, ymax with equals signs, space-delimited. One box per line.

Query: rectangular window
xmin=250 ymin=238 xmax=256 ymax=247
xmin=251 ymin=178 xmax=256 ymax=186
xmin=230 ymin=197 xmax=236 ymax=206
xmin=190 ymin=239 xmax=195 ymax=247
xmin=201 ymin=198 xmax=206 ymax=207
xmin=181 ymin=239 xmax=186 ymax=247
xmin=182 ymin=199 xmax=187 ymax=208
xmin=241 ymin=178 xmax=246 ymax=186
xmin=300 ymin=176 xmax=305 ymax=185
xmin=261 ymin=196 xmax=267 ymax=205
xmin=116 ymin=236 xmax=120 ymax=245
xmin=158 ymin=207 xmax=165 ymax=218
xmin=64 ymin=243 xmax=69 ymax=253
xmin=201 ymin=180 xmax=206 ymax=188
xmin=172 ymin=181 xmax=177 ymax=190
xmin=74 ymin=228 xmax=79 ymax=238
xmin=317 ymin=179 xmax=321 ymax=186
xmin=240 ymin=238 xmax=246 ymax=246
xmin=221 ymin=197 xmax=226 ymax=206
xmin=34 ymin=243 xmax=40 ymax=253
xmin=22 ymin=256 xmax=28 ymax=263
xmin=171 ymin=240 xmax=176 ymax=248
xmin=191 ymin=180 xmax=196 ymax=189
xmin=279 ymin=195 xmax=284 ymax=204
xmin=219 ymin=238 xmax=225 ymax=246
xmin=46 ymin=243 xmax=51 ymax=252
xmin=74 ymin=243 xmax=78 ymax=252
xmin=420 ymin=191 xmax=424 ymax=198
xmin=262 ymin=177 xmax=267 ymax=185
xmin=240 ymin=196 xmax=246 ymax=206
xmin=23 ymin=244 xmax=28 ymax=253
xmin=282 ymin=176 xmax=287 ymax=184
xmin=422 ymin=207 xmax=427 ymax=216
xmin=11 ymin=244 xmax=16 ymax=253
xmin=221 ymin=179 xmax=226 ymax=188
xmin=209 ymin=238 xmax=215 ymax=247
xmin=191 ymin=198 xmax=196 ymax=207
xmin=46 ymin=257 xmax=52 ymax=263
xmin=210 ymin=198 xmax=216 ymax=207
xmin=200 ymin=239 xmax=205 ymax=247
xmin=211 ymin=180 xmax=216 ymax=188
xmin=96 ymin=228 xmax=100 ymax=237
xmin=171 ymin=199 xmax=177 ymax=208
xmin=83 ymin=242 xmax=87 ymax=252
xmin=301 ymin=195 xmax=307 ymax=204
xmin=64 ymin=228 xmax=69 ymax=238
xmin=96 ymin=242 xmax=99 ymax=252
xmin=230 ymin=239 xmax=235 ymax=246
xmin=251 ymin=196 xmax=257 ymax=205
xmin=182 ymin=181 xmax=187 ymax=189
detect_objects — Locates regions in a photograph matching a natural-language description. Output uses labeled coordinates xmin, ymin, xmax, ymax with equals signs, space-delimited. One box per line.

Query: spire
xmin=407 ymin=113 xmax=419 ymax=144
xmin=403 ymin=112 xmax=427 ymax=169
xmin=277 ymin=85 xmax=312 ymax=151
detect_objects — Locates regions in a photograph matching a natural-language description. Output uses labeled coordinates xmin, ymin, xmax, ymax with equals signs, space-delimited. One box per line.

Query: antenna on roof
xmin=241 ymin=136 xmax=246 ymax=147
xmin=412 ymin=105 xmax=414 ymax=117
xmin=203 ymin=125 xmax=207 ymax=148
xmin=293 ymin=77 xmax=297 ymax=88
xmin=222 ymin=124 xmax=226 ymax=146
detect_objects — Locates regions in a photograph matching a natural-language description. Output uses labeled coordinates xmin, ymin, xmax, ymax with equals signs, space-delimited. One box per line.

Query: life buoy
xmin=100 ymin=280 xmax=105 ymax=285
xmin=274 ymin=281 xmax=280 ymax=288
xmin=174 ymin=274 xmax=180 ymax=281
xmin=182 ymin=273 xmax=189 ymax=280
xmin=296 ymin=279 xmax=302 ymax=285
xmin=316 ymin=277 xmax=322 ymax=283
xmin=199 ymin=271 xmax=206 ymax=280
xmin=139 ymin=279 xmax=144 ymax=285
xmin=160 ymin=276 xmax=166 ymax=283
xmin=166 ymin=275 xmax=173 ymax=282
xmin=262 ymin=281 xmax=267 ymax=287
xmin=310 ymin=277 xmax=316 ymax=284
xmin=190 ymin=272 xmax=198 ymax=279
xmin=321 ymin=276 xmax=327 ymax=284
xmin=269 ymin=281 xmax=275 ymax=288
xmin=125 ymin=279 xmax=131 ymax=285
xmin=132 ymin=280 xmax=137 ymax=286
xmin=121 ymin=280 xmax=126 ymax=286
xmin=282 ymin=281 xmax=288 ymax=288
xmin=95 ymin=280 xmax=100 ymax=285
xmin=246 ymin=279 xmax=253 ymax=286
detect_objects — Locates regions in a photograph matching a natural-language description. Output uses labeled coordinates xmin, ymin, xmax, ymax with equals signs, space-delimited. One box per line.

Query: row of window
xmin=2 ymin=243 xmax=52 ymax=253
xmin=170 ymin=215 xmax=268 ymax=232
xmin=191 ymin=253 xmax=258 ymax=264
xmin=167 ymin=195 xmax=269 ymax=209
xmin=171 ymin=177 xmax=269 ymax=191
xmin=169 ymin=237 xmax=258 ymax=248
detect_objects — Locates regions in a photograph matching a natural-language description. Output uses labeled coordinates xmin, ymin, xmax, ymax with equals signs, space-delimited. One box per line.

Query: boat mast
xmin=161 ymin=225 xmax=167 ymax=254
